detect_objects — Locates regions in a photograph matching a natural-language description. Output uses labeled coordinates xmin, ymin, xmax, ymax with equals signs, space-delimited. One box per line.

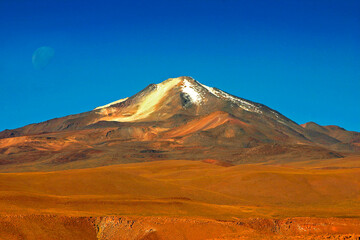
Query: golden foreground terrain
xmin=0 ymin=156 xmax=360 ymax=239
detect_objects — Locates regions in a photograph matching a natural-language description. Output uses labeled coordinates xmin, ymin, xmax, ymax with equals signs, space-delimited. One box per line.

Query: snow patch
xmin=181 ymin=79 xmax=203 ymax=104
xmin=217 ymin=89 xmax=262 ymax=113
xmin=198 ymin=82 xmax=262 ymax=113
xmin=199 ymin=83 xmax=219 ymax=97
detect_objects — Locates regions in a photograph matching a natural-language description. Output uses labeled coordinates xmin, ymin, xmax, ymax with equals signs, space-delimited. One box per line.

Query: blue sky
xmin=0 ymin=0 xmax=359 ymax=131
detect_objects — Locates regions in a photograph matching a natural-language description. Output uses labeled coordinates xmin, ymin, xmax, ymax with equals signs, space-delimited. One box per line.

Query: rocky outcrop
xmin=1 ymin=215 xmax=360 ymax=240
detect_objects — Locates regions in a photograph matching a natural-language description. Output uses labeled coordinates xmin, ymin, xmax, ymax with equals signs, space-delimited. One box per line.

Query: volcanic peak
xmin=95 ymin=76 xmax=263 ymax=114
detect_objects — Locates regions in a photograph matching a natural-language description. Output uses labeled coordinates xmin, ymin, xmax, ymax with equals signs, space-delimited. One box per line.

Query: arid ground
xmin=1 ymin=156 xmax=360 ymax=239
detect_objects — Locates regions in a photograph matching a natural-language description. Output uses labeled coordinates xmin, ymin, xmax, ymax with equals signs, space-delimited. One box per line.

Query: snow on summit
xmin=94 ymin=76 xmax=263 ymax=114
xmin=94 ymin=76 xmax=291 ymax=125
xmin=198 ymin=81 xmax=262 ymax=113
xmin=90 ymin=76 xmax=295 ymax=128
xmin=181 ymin=79 xmax=203 ymax=104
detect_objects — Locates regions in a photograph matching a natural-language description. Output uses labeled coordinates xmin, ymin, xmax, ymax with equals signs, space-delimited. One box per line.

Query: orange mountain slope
xmin=0 ymin=77 xmax=359 ymax=172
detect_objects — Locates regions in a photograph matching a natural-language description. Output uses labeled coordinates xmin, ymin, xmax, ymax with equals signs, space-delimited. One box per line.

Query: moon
xmin=32 ymin=46 xmax=55 ymax=70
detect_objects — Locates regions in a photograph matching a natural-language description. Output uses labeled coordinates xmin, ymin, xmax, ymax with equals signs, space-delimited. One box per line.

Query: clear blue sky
xmin=0 ymin=0 xmax=359 ymax=131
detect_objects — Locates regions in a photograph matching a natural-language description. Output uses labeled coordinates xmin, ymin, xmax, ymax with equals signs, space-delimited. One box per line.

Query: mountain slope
xmin=0 ymin=77 xmax=298 ymax=137
xmin=0 ymin=76 xmax=358 ymax=171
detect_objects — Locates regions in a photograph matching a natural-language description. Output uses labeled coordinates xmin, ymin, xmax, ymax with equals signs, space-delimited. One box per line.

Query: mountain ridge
xmin=0 ymin=76 xmax=359 ymax=172
xmin=0 ymin=77 xmax=299 ymax=137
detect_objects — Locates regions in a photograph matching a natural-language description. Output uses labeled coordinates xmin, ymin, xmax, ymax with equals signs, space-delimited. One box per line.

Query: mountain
xmin=0 ymin=76 xmax=359 ymax=172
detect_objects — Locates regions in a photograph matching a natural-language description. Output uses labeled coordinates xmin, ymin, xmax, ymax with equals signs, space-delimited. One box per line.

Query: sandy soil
xmin=0 ymin=157 xmax=360 ymax=239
